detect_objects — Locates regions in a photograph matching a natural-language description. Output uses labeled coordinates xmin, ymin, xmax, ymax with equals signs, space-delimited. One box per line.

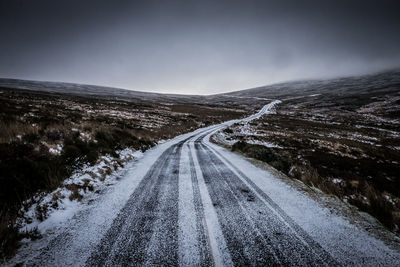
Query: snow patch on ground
xmin=332 ymin=178 xmax=343 ymax=184
xmin=16 ymin=148 xmax=143 ymax=235
xmin=212 ymin=132 xmax=239 ymax=146
xmin=48 ymin=144 xmax=63 ymax=155
xmin=211 ymin=100 xmax=283 ymax=149
xmin=245 ymin=139 xmax=283 ymax=148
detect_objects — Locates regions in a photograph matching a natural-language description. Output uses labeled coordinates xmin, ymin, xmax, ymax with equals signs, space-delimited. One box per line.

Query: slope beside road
xmin=9 ymin=100 xmax=400 ymax=266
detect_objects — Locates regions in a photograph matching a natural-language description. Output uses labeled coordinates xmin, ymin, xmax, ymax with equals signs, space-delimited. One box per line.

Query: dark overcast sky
xmin=0 ymin=0 xmax=399 ymax=94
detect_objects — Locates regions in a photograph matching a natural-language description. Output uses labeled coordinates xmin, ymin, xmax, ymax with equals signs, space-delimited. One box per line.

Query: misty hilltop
xmin=222 ymin=69 xmax=400 ymax=99
xmin=1 ymin=68 xmax=400 ymax=100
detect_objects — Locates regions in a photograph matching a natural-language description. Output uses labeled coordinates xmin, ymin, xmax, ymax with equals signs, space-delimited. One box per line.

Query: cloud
xmin=0 ymin=0 xmax=399 ymax=94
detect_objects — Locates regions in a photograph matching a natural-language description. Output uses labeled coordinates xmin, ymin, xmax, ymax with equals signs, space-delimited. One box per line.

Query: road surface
xmin=11 ymin=101 xmax=400 ymax=266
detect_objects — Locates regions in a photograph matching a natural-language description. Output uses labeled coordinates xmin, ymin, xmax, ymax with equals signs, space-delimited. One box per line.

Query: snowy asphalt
xmin=14 ymin=101 xmax=400 ymax=266
xmin=83 ymin=126 xmax=335 ymax=266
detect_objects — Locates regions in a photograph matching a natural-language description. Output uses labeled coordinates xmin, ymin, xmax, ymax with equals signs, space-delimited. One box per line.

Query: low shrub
xmin=0 ymin=212 xmax=20 ymax=260
xmin=223 ymin=128 xmax=233 ymax=134
xmin=22 ymin=133 xmax=40 ymax=144
xmin=232 ymin=141 xmax=292 ymax=173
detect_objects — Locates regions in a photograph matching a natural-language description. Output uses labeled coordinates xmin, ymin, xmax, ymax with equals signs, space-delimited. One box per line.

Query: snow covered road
xmin=12 ymin=100 xmax=400 ymax=266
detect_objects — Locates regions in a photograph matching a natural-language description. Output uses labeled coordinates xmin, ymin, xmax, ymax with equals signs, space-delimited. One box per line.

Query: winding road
xmin=14 ymin=101 xmax=400 ymax=266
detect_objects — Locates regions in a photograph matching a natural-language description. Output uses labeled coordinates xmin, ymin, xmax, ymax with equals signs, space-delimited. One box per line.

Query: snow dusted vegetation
xmin=17 ymin=148 xmax=143 ymax=235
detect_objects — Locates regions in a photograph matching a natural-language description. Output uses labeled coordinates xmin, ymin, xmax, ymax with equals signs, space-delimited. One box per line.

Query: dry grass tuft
xmin=0 ymin=122 xmax=38 ymax=143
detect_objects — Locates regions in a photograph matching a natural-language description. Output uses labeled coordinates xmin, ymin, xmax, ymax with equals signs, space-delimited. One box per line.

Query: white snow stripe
xmin=189 ymin=141 xmax=234 ymax=267
xmin=178 ymin=143 xmax=201 ymax=266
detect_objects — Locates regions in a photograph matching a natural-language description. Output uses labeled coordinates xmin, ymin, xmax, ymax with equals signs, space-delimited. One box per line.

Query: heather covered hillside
xmin=213 ymin=70 xmax=400 ymax=232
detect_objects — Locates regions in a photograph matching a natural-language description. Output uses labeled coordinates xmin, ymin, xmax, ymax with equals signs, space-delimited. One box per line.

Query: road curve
xmin=14 ymin=101 xmax=400 ymax=266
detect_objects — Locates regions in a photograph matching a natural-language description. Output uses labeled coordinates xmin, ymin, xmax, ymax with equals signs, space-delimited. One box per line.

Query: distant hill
xmin=2 ymin=69 xmax=400 ymax=102
xmin=0 ymin=78 xmax=202 ymax=103
xmin=220 ymin=69 xmax=400 ymax=99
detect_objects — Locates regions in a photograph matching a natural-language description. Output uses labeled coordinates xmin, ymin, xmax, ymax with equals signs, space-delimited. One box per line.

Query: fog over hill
xmin=0 ymin=78 xmax=202 ymax=103
xmin=222 ymin=69 xmax=400 ymax=99
xmin=1 ymin=69 xmax=400 ymax=101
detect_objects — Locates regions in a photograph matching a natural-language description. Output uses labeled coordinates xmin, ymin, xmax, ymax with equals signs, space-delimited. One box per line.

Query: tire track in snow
xmin=142 ymin=142 xmax=182 ymax=266
xmin=189 ymin=141 xmax=234 ymax=267
xmin=187 ymin=144 xmax=214 ymax=266
xmin=85 ymin=141 xmax=184 ymax=266
xmin=178 ymin=143 xmax=212 ymax=266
